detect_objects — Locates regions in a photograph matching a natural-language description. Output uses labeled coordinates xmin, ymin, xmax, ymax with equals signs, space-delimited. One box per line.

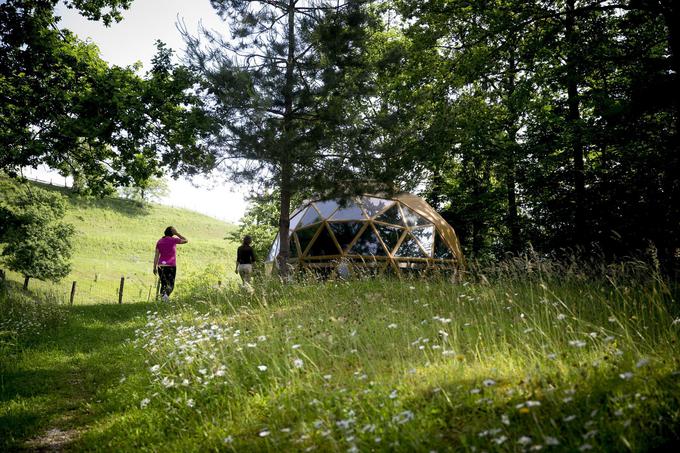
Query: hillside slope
xmin=3 ymin=181 xmax=239 ymax=303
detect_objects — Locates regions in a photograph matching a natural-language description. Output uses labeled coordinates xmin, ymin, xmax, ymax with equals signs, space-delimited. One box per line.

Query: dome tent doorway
xmin=266 ymin=193 xmax=464 ymax=278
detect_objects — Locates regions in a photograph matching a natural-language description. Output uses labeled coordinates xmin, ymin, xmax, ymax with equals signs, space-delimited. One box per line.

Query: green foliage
xmin=174 ymin=264 xmax=228 ymax=301
xmin=0 ymin=285 xmax=68 ymax=355
xmin=183 ymin=1 xmax=394 ymax=269
xmin=59 ymin=0 xmax=133 ymax=26
xmin=0 ymin=3 xmax=216 ymax=195
xmin=0 ymin=179 xmax=75 ymax=282
xmin=119 ymin=176 xmax=170 ymax=204
xmin=358 ymin=0 xmax=680 ymax=265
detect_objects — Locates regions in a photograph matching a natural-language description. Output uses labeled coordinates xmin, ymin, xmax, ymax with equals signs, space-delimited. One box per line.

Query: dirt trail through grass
xmin=1 ymin=303 xmax=150 ymax=451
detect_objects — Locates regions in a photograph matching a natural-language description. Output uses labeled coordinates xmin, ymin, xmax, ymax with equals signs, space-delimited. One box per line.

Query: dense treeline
xmin=2 ymin=0 xmax=678 ymax=271
xmin=361 ymin=0 xmax=678 ymax=265
xmin=216 ymin=0 xmax=678 ymax=269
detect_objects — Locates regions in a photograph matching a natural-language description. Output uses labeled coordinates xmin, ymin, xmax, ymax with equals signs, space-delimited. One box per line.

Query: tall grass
xmin=63 ymin=259 xmax=680 ymax=452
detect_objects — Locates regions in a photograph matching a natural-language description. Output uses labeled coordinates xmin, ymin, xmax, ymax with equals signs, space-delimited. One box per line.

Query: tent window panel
xmin=328 ymin=222 xmax=364 ymax=252
xmin=376 ymin=204 xmax=405 ymax=226
xmin=412 ymin=226 xmax=435 ymax=257
xmin=374 ymin=223 xmax=404 ymax=254
xmin=290 ymin=207 xmax=308 ymax=231
xmin=296 ymin=226 xmax=319 ymax=255
xmin=267 ymin=234 xmax=280 ymax=262
xmin=330 ymin=201 xmax=365 ymax=221
xmin=298 ymin=206 xmax=322 ymax=228
xmin=350 ymin=227 xmax=387 ymax=256
xmin=361 ymin=197 xmax=393 ymax=218
xmin=313 ymin=200 xmax=339 ymax=219
xmin=402 ymin=206 xmax=432 ymax=227
xmin=307 ymin=225 xmax=341 ymax=257
xmin=434 ymin=233 xmax=455 ymax=260
xmin=395 ymin=233 xmax=428 ymax=258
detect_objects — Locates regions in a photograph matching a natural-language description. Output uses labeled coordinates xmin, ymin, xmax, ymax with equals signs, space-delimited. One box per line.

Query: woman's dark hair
xmin=243 ymin=235 xmax=252 ymax=245
xmin=164 ymin=226 xmax=174 ymax=236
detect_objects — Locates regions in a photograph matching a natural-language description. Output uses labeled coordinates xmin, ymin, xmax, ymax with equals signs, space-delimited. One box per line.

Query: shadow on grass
xmin=400 ymin=371 xmax=680 ymax=452
xmin=72 ymin=366 xmax=680 ymax=452
xmin=0 ymin=301 xmax=153 ymax=450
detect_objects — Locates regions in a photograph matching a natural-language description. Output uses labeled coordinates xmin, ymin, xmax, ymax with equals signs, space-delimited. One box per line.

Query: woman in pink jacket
xmin=153 ymin=226 xmax=188 ymax=301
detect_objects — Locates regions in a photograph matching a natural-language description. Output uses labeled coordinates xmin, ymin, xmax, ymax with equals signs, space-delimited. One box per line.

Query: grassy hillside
xmin=3 ymin=181 xmax=239 ymax=303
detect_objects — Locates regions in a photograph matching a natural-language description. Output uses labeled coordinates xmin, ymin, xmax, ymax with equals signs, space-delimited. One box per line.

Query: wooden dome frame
xmin=266 ymin=193 xmax=464 ymax=278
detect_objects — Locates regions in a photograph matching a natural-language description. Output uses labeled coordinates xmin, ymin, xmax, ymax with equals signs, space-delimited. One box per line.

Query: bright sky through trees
xmin=25 ymin=0 xmax=248 ymax=223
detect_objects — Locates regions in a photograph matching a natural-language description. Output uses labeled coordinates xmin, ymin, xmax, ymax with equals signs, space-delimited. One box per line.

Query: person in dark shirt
xmin=236 ymin=235 xmax=256 ymax=286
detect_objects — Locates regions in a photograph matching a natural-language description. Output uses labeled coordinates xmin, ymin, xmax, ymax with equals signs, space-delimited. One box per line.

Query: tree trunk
xmin=471 ymin=163 xmax=491 ymax=257
xmin=429 ymin=170 xmax=445 ymax=209
xmin=276 ymin=0 xmax=297 ymax=279
xmin=505 ymin=165 xmax=520 ymax=254
xmin=277 ymin=163 xmax=293 ymax=278
xmin=23 ymin=276 xmax=29 ymax=290
xmin=504 ymin=52 xmax=521 ymax=254
xmin=660 ymin=1 xmax=680 ymax=120
xmin=565 ymin=0 xmax=587 ymax=247
xmin=660 ymin=1 xmax=680 ymax=270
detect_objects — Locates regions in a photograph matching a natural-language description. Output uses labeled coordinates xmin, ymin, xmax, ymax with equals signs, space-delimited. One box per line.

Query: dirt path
xmin=1 ymin=303 xmax=150 ymax=452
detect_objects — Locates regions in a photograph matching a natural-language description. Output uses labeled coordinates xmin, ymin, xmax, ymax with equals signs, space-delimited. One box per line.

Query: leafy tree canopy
xmin=118 ymin=175 xmax=170 ymax=204
xmin=183 ymin=1 xmax=396 ymax=273
xmin=0 ymin=0 xmax=217 ymax=195
xmin=360 ymin=0 xmax=679 ymax=266
xmin=0 ymin=178 xmax=75 ymax=282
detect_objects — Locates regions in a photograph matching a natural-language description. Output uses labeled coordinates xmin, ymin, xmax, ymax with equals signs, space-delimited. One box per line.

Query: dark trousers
xmin=158 ymin=266 xmax=176 ymax=297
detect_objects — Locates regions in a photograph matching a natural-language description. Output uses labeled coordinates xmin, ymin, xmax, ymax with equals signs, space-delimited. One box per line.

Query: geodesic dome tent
xmin=266 ymin=193 xmax=464 ymax=277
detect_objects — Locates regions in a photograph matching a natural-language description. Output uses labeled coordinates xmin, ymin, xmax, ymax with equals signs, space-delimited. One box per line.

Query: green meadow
xmin=2 ymin=182 xmax=238 ymax=304
xmin=2 ymin=265 xmax=680 ymax=451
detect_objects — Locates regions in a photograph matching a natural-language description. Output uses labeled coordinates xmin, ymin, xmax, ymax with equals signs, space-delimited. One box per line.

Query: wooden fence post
xmin=70 ymin=281 xmax=77 ymax=306
xmin=23 ymin=276 xmax=29 ymax=290
xmin=118 ymin=277 xmax=125 ymax=304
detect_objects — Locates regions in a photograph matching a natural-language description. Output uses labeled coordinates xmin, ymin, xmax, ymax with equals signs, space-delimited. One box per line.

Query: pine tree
xmin=183 ymin=1 xmax=385 ymax=275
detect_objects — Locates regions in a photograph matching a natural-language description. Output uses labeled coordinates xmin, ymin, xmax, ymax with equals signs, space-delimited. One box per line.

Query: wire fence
xmin=1 ymin=268 xmax=161 ymax=305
